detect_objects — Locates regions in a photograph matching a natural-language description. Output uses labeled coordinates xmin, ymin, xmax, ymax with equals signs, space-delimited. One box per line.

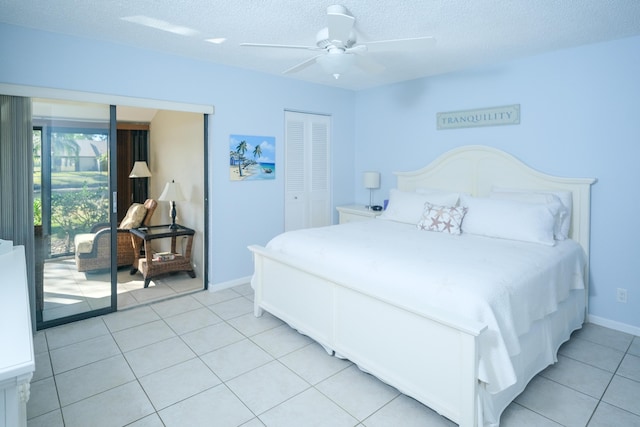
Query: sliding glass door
xmin=27 ymin=94 xmax=209 ymax=329
xmin=34 ymin=99 xmax=116 ymax=328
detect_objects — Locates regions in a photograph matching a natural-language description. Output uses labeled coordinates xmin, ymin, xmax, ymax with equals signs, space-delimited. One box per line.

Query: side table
xmin=336 ymin=204 xmax=382 ymax=224
xmin=129 ymin=224 xmax=196 ymax=288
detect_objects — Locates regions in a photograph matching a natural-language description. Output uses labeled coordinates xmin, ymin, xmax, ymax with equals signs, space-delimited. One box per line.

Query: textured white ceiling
xmin=2 ymin=0 xmax=640 ymax=90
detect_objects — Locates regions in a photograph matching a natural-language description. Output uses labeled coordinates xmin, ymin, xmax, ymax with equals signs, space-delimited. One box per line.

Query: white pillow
xmin=415 ymin=187 xmax=461 ymax=200
xmin=490 ymin=187 xmax=572 ymax=240
xmin=460 ymin=194 xmax=557 ymax=246
xmin=378 ymin=189 xmax=460 ymax=225
xmin=488 ymin=191 xmax=565 ymax=240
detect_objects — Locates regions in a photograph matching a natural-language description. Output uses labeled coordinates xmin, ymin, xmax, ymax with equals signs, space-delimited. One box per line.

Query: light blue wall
xmin=2 ymin=22 xmax=639 ymax=331
xmin=354 ymin=35 xmax=640 ymax=331
xmin=0 ymin=23 xmax=356 ymax=287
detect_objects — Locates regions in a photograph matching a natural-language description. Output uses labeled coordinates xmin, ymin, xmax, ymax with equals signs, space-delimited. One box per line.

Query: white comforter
xmin=265 ymin=219 xmax=586 ymax=393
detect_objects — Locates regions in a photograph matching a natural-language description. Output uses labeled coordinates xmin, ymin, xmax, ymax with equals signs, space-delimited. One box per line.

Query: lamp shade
xmin=128 ymin=161 xmax=152 ymax=178
xmin=158 ymin=180 xmax=185 ymax=202
xmin=363 ymin=171 xmax=380 ymax=189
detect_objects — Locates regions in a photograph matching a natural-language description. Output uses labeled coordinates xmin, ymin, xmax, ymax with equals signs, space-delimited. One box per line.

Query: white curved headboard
xmin=394 ymin=145 xmax=596 ymax=257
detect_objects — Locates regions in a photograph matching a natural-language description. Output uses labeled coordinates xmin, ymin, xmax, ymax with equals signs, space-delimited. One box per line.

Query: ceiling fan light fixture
xmin=317 ymin=51 xmax=355 ymax=79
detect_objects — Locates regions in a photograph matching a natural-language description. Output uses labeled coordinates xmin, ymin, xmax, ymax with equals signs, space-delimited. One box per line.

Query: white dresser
xmin=0 ymin=245 xmax=34 ymax=427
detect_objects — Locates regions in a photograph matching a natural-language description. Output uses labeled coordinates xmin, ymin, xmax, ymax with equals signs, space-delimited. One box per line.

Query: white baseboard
xmin=588 ymin=314 xmax=640 ymax=337
xmin=207 ymin=276 xmax=252 ymax=292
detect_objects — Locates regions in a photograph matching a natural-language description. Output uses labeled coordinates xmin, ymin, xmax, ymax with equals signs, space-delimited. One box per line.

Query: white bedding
xmin=264 ymin=219 xmax=587 ymax=394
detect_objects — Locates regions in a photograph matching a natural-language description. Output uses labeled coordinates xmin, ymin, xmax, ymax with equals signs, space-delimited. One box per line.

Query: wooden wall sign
xmin=437 ymin=104 xmax=520 ymax=130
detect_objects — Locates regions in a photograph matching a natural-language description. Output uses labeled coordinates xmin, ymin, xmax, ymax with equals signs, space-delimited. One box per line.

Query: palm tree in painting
xmin=252 ymin=144 xmax=262 ymax=163
xmin=235 ymin=140 xmax=247 ymax=176
xmin=253 ymin=144 xmax=271 ymax=174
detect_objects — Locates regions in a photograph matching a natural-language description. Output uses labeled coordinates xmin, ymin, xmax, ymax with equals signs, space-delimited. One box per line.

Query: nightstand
xmin=336 ymin=204 xmax=382 ymax=224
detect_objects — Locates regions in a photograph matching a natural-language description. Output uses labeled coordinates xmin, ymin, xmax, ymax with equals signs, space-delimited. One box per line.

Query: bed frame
xmin=248 ymin=145 xmax=595 ymax=426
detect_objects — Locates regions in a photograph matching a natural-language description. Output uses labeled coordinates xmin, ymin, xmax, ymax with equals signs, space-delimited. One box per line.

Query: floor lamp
xmin=128 ymin=161 xmax=152 ymax=203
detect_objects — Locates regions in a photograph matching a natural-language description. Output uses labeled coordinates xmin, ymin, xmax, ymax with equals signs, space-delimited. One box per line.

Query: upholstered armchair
xmin=74 ymin=199 xmax=157 ymax=272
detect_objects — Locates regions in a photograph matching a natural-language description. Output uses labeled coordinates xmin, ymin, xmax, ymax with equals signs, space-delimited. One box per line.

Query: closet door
xmin=284 ymin=111 xmax=331 ymax=231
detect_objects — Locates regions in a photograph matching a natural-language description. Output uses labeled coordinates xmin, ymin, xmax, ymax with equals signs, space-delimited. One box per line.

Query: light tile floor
xmin=28 ymin=284 xmax=640 ymax=426
xmin=42 ymin=257 xmax=203 ymax=322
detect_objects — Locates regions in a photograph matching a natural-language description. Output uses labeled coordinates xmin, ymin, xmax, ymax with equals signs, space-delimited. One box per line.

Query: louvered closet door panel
xmin=309 ymin=120 xmax=330 ymax=228
xmin=284 ymin=111 xmax=331 ymax=232
xmin=285 ymin=116 xmax=306 ymax=231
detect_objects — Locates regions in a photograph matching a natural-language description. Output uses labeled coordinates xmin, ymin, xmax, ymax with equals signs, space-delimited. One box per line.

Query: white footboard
xmin=249 ymin=244 xmax=487 ymax=427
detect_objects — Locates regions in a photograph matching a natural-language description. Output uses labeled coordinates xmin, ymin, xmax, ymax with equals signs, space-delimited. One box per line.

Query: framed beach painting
xmin=229 ymin=134 xmax=276 ymax=181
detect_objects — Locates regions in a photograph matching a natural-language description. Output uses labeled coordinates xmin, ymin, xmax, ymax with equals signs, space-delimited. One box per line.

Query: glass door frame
xmin=108 ymin=105 xmax=117 ymax=311
xmin=35 ymin=103 xmax=118 ymax=329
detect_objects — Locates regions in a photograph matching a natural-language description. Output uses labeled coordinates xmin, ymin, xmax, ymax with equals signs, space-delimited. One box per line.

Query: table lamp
xmin=158 ymin=180 xmax=185 ymax=230
xmin=363 ymin=171 xmax=380 ymax=210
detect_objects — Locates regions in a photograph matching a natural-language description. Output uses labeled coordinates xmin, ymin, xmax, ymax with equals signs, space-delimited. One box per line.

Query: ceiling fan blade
xmin=282 ymin=55 xmax=323 ymax=74
xmin=365 ymin=36 xmax=436 ymax=52
xmin=240 ymin=42 xmax=320 ymax=51
xmin=354 ymin=54 xmax=385 ymax=74
xmin=345 ymin=45 xmax=384 ymax=73
xmin=326 ymin=5 xmax=355 ymax=42
xmin=345 ymin=45 xmax=367 ymax=55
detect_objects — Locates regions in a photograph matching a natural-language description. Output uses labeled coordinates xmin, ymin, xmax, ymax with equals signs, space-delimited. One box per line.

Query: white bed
xmin=248 ymin=145 xmax=596 ymax=426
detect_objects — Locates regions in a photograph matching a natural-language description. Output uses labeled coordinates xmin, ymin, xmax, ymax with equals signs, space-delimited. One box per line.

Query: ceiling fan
xmin=240 ymin=5 xmax=435 ymax=79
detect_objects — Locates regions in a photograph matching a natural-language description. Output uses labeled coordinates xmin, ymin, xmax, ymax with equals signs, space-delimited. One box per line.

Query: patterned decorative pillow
xmin=119 ymin=203 xmax=147 ymax=229
xmin=417 ymin=202 xmax=467 ymax=235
